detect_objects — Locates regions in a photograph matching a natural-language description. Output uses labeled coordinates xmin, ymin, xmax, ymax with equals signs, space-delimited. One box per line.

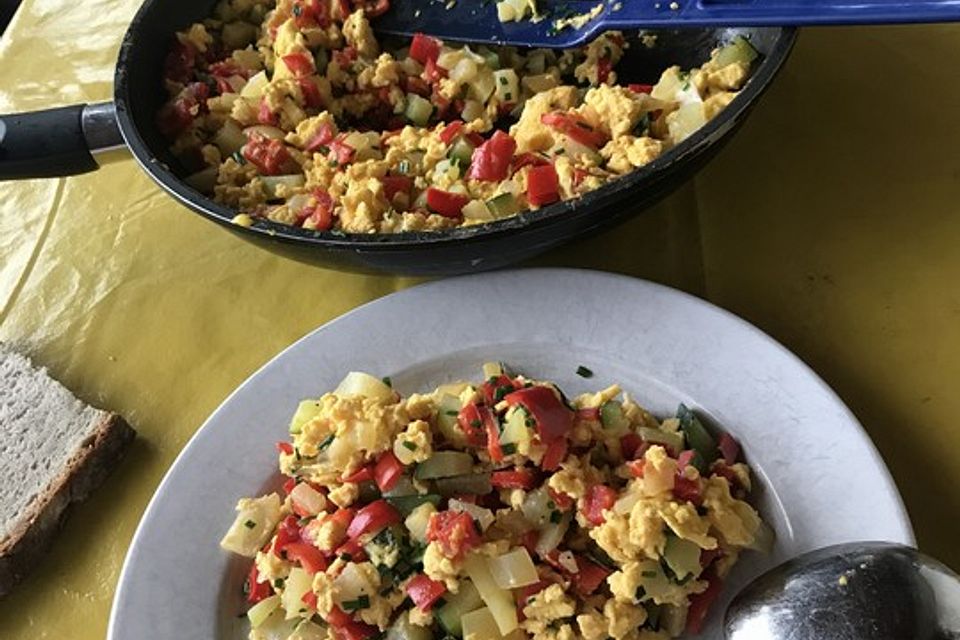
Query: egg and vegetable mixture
xmin=159 ymin=0 xmax=758 ymax=233
xmin=221 ymin=364 xmax=771 ymax=640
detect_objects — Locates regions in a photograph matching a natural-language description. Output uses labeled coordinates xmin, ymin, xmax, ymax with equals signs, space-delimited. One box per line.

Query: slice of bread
xmin=0 ymin=345 xmax=135 ymax=596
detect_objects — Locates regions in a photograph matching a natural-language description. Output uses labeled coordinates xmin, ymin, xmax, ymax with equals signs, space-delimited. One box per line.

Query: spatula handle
xmin=605 ymin=0 xmax=960 ymax=28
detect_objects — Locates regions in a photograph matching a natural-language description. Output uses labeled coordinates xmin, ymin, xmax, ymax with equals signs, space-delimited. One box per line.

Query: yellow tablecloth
xmin=1 ymin=1 xmax=959 ymax=636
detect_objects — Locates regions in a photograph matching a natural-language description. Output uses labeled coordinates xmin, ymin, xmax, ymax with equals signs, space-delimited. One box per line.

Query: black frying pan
xmin=0 ymin=1 xmax=796 ymax=275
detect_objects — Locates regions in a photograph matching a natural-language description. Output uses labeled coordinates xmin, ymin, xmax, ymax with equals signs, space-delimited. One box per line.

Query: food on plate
xmin=159 ymin=0 xmax=758 ymax=233
xmin=221 ymin=363 xmax=771 ymax=639
xmin=0 ymin=344 xmax=135 ymax=597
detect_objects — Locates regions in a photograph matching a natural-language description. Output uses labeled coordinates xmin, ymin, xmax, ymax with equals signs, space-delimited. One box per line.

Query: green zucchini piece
xmin=434 ymin=473 xmax=492 ymax=497
xmin=385 ymin=610 xmax=433 ymax=640
xmin=676 ymin=404 xmax=717 ymax=462
xmin=638 ymin=426 xmax=685 ymax=453
xmin=414 ymin=451 xmax=475 ymax=480
xmin=486 ymin=193 xmax=520 ymax=218
xmin=385 ymin=494 xmax=441 ymax=517
xmin=715 ymin=35 xmax=759 ymax=68
xmin=405 ymin=93 xmax=433 ymax=126
xmin=663 ymin=535 xmax=702 ymax=582
xmin=600 ymin=401 xmax=630 ymax=434
xmin=448 ymin=138 xmax=475 ymax=168
xmin=436 ymin=579 xmax=484 ymax=637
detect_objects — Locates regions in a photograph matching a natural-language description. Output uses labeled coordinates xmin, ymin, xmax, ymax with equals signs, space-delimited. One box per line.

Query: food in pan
xmin=158 ymin=0 xmax=758 ymax=233
xmin=220 ymin=363 xmax=771 ymax=639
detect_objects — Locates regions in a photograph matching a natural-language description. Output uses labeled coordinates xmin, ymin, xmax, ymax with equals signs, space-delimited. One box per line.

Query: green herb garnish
xmin=402 ymin=441 xmax=417 ymax=451
xmin=342 ymin=595 xmax=370 ymax=611
xmin=576 ymin=365 xmax=594 ymax=378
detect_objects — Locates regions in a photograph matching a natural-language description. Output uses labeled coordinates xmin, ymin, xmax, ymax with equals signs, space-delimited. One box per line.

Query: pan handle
xmin=0 ymin=101 xmax=126 ymax=180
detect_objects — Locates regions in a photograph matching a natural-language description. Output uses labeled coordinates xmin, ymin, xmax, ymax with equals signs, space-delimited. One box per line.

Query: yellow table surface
xmin=2 ymin=1 xmax=959 ymax=636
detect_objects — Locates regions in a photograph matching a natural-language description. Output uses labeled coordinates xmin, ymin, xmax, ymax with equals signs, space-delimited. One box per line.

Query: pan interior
xmin=114 ymin=2 xmax=789 ymax=246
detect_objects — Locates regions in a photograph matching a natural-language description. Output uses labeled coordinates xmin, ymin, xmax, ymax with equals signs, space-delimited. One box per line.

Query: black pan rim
xmin=114 ymin=11 xmax=797 ymax=251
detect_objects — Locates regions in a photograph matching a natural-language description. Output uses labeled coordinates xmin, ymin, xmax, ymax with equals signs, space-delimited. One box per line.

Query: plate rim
xmin=107 ymin=267 xmax=915 ymax=638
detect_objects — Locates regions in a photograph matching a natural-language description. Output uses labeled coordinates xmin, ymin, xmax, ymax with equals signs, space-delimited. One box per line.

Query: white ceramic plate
xmin=108 ymin=269 xmax=913 ymax=640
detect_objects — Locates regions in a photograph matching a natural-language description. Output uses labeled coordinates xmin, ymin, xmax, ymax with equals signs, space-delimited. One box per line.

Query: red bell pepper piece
xmin=409 ymin=33 xmax=442 ymax=64
xmin=597 ymin=57 xmax=612 ymax=84
xmin=572 ymin=555 xmax=612 ymax=596
xmin=373 ymin=451 xmax=404 ymax=493
xmin=305 ymin=122 xmax=336 ymax=152
xmin=346 ymin=499 xmax=401 ymax=539
xmin=503 ymin=386 xmax=573 ymax=444
xmin=425 ymin=187 xmax=469 ymax=218
xmin=163 ymin=40 xmax=197 ymax=84
xmin=540 ymin=437 xmax=568 ymax=472
xmin=547 ymin=488 xmax=574 ymax=511
xmin=677 ymin=450 xmax=697 ymax=470
xmin=540 ymin=112 xmax=608 ymax=148
xmin=423 ymin=57 xmax=446 ymax=84
xmin=297 ymin=189 xmax=336 ymax=230
xmin=512 ymin=152 xmax=549 ymax=172
xmin=491 ymin=468 xmax=537 ymax=490
xmin=332 ymin=45 xmax=358 ymax=67
xmin=626 ymin=459 xmax=646 ymax=478
xmin=479 ymin=375 xmax=519 ymax=406
xmin=301 ymin=589 xmax=318 ymax=610
xmin=242 ymin=135 xmax=298 ymax=175
xmin=439 ymin=120 xmax=464 ymax=145
xmin=405 ymin=574 xmax=447 ymax=611
xmin=282 ymin=53 xmax=315 ymax=77
xmin=485 ymin=412 xmax=504 ymax=463
xmin=519 ymin=530 xmax=540 ymax=556
xmin=276 ymin=441 xmax=294 ymax=455
xmin=273 ymin=515 xmax=302 ymax=557
xmin=525 ymin=164 xmax=561 ymax=207
xmin=457 ymin=403 xmax=489 ymax=447
xmin=577 ymin=407 xmax=601 ymax=421
xmin=426 ymin=510 xmax=481 ymax=559
xmin=381 ymin=175 xmax=413 ymax=202
xmin=718 ymin=432 xmax=740 ymax=464
xmin=285 ymin=542 xmax=329 ymax=574
xmin=686 ymin=571 xmax=723 ymax=634
xmin=329 ymin=507 xmax=356 ymax=529
xmin=298 ymin=77 xmax=324 ymax=108
xmin=342 ymin=465 xmax=374 ymax=483
xmin=583 ymin=484 xmax=617 ymax=526
xmin=517 ymin=579 xmax=550 ymax=604
xmin=329 ymin=137 xmax=355 ymax=165
xmin=403 ymin=75 xmax=430 ymax=97
xmin=257 ymin=97 xmax=279 ymax=125
xmin=712 ymin=462 xmax=742 ymax=489
xmin=620 ymin=432 xmax=645 ymax=459
xmin=628 ymin=83 xmax=655 ymax=94
xmin=283 ymin=477 xmax=298 ymax=494
xmin=699 ymin=548 xmax=722 ymax=569
xmin=326 ymin=606 xmax=379 ymax=640
xmin=334 ymin=536 xmax=368 ymax=562
xmin=351 ymin=0 xmax=390 ymax=18
xmin=246 ymin=563 xmax=273 ymax=603
xmin=467 ymin=130 xmax=517 ymax=182
xmin=673 ymin=473 xmax=703 ymax=506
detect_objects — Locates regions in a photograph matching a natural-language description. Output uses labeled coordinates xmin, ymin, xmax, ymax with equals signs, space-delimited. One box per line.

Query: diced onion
xmin=534 ymin=512 xmax=571 ymax=556
xmin=261 ymin=174 xmax=305 ymax=199
xmin=461 ymin=199 xmax=492 ymax=221
xmin=243 ymin=125 xmax=285 ymax=140
xmin=493 ymin=69 xmax=519 ymax=103
xmin=281 ymin=567 xmax=314 ymax=619
xmin=247 ymin=594 xmax=280 ymax=628
xmin=461 ymin=607 xmax=504 ymax=640
xmin=668 ymin=103 xmax=707 ymax=143
xmin=464 ymin=554 xmax=519 ymax=635
xmin=450 ymin=58 xmax=478 ymax=84
xmin=241 ymin=70 xmax=269 ymax=98
xmin=184 ymin=166 xmax=218 ymax=194
xmin=220 ymin=493 xmax=282 ymax=557
xmin=404 ymin=502 xmax=437 ymax=543
xmin=333 ymin=562 xmax=376 ymax=605
xmin=214 ymin=119 xmax=247 ymax=156
xmin=468 ymin=70 xmax=496 ymax=103
xmin=290 ymin=482 xmax=325 ymax=516
xmin=334 ymin=371 xmax=395 ymax=402
xmin=449 ymin=499 xmax=495 ymax=531
xmin=461 ymin=99 xmax=484 ymax=122
xmin=487 ymin=548 xmax=539 ymax=589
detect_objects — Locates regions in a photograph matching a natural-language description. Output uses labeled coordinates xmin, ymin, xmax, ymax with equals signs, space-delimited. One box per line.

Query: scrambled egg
xmin=161 ymin=1 xmax=758 ymax=233
xmin=222 ymin=364 xmax=770 ymax=639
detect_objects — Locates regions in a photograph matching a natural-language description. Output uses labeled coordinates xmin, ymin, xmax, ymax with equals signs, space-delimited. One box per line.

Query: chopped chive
xmin=444 ymin=410 xmax=459 ymax=416
xmin=549 ymin=510 xmax=562 ymax=523
xmin=499 ymin=76 xmax=508 ymax=85
xmin=382 ymin=376 xmax=392 ymax=387
xmin=318 ymin=434 xmax=335 ymax=450
xmin=576 ymin=365 xmax=594 ymax=378
xmin=470 ymin=419 xmax=481 ymax=428
xmin=504 ymin=91 xmax=512 ymax=100
xmin=339 ymin=553 xmax=353 ymax=562
xmin=641 ymin=570 xmax=658 ymax=578
xmin=274 ymin=577 xmax=285 ymax=589
xmin=244 ymin=519 xmax=256 ymax=529
xmin=501 ymin=443 xmax=517 ymax=456
xmin=402 ymin=441 xmax=417 ymax=451
xmin=231 ymin=150 xmax=246 ymax=164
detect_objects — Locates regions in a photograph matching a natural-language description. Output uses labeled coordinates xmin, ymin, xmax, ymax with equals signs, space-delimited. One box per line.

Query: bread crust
xmin=0 ymin=412 xmax=135 ymax=597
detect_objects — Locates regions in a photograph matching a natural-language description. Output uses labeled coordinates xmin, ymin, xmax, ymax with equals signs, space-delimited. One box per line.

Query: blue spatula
xmin=374 ymin=0 xmax=960 ymax=48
